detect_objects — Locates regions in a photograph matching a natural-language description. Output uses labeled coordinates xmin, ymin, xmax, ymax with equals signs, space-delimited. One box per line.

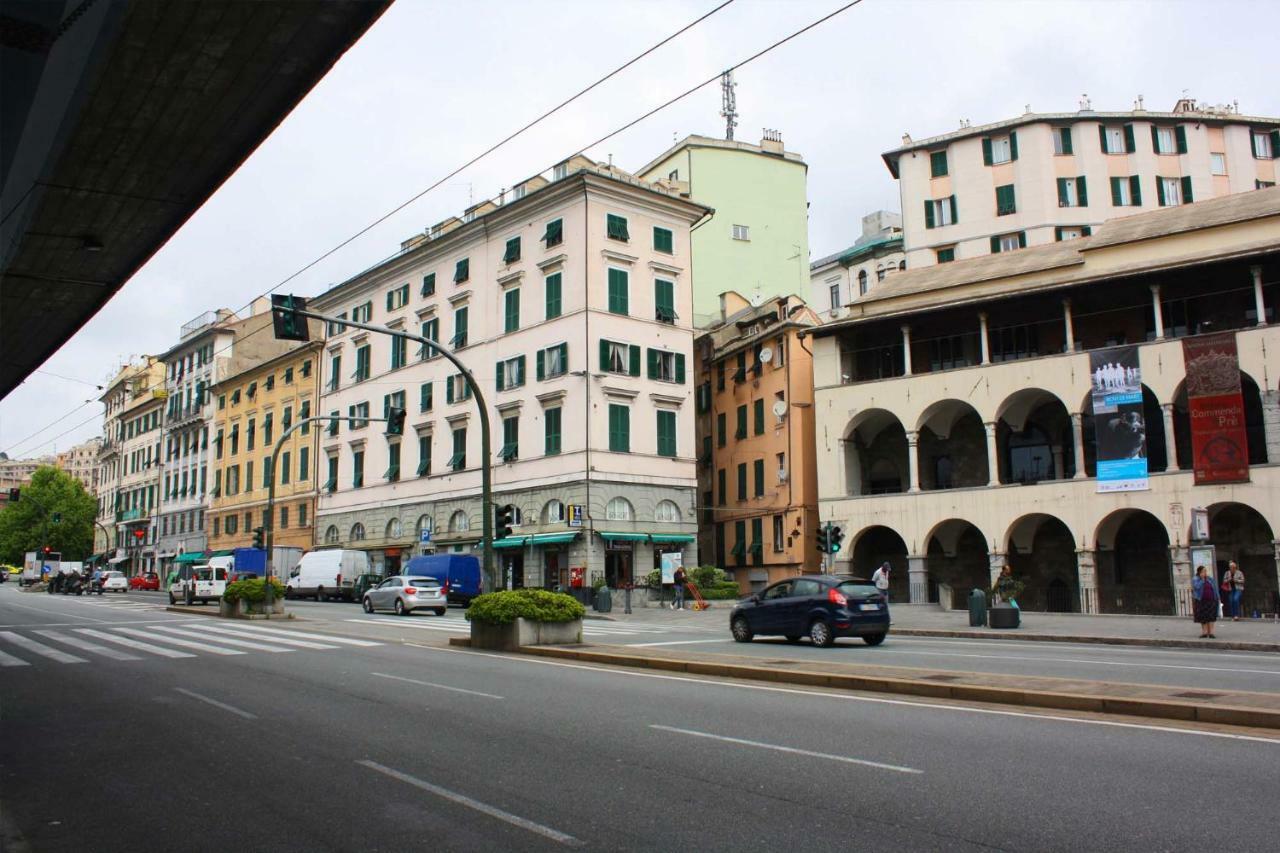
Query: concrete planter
xmin=988 ymin=604 xmax=1021 ymax=629
xmin=469 ymin=617 xmax=583 ymax=651
xmin=217 ymin=598 xmax=287 ymax=619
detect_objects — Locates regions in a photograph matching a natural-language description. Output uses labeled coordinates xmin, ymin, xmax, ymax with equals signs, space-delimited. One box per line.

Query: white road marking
xmin=114 ymin=627 xmax=245 ymax=656
xmin=35 ymin=630 xmax=142 ymax=661
xmin=0 ymin=647 xmax=29 ymax=667
xmin=414 ymin=646 xmax=1280 ymax=746
xmin=0 ymin=598 xmax=112 ymax=622
xmin=173 ymin=687 xmax=257 ymax=720
xmin=370 ymin=671 xmax=504 ymax=699
xmin=358 ymin=760 xmax=581 ymax=847
xmin=179 ymin=625 xmax=338 ymax=649
xmin=183 ymin=623 xmax=380 ymax=647
xmin=0 ymin=630 xmax=88 ymax=664
xmin=625 ymin=639 xmax=730 ymax=647
xmin=74 ymin=628 xmax=194 ymax=658
xmin=146 ymin=625 xmax=295 ymax=653
xmin=651 ymin=724 xmax=923 ymax=774
xmin=868 ymin=647 xmax=1280 ymax=677
xmin=889 ymin=635 xmax=1280 ymax=662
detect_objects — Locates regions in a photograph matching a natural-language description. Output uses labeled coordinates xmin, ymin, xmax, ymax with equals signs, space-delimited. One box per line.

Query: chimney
xmin=760 ymin=128 xmax=784 ymax=153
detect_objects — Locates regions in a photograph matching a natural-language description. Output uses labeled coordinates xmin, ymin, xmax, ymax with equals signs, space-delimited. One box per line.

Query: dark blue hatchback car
xmin=729 ymin=574 xmax=889 ymax=647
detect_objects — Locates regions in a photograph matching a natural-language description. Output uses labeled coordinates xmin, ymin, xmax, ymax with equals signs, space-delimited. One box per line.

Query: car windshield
xmin=405 ymin=578 xmax=439 ymax=589
xmin=838 ymin=582 xmax=881 ymax=599
xmin=106 ymin=572 xmax=124 ymax=579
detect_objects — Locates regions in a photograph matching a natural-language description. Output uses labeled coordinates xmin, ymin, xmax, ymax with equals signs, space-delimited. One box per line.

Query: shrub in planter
xmin=465 ymin=588 xmax=585 ymax=625
xmin=640 ymin=568 xmax=661 ymax=589
xmin=223 ymin=577 xmax=285 ymax=605
xmin=699 ymin=583 xmax=744 ymax=600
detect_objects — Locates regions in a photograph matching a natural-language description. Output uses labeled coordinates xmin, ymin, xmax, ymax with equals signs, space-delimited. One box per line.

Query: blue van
xmin=401 ymin=554 xmax=482 ymax=605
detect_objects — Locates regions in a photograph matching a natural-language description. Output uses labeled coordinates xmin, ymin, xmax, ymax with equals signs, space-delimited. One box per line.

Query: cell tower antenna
xmin=720 ymin=70 xmax=738 ymax=141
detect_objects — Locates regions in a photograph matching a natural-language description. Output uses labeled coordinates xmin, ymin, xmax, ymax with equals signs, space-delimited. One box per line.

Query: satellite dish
xmin=759 ymin=346 xmax=773 ymax=364
xmin=772 ymin=400 xmax=788 ymax=418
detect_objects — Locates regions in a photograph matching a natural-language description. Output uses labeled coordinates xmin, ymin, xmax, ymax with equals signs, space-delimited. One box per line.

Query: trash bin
xmin=988 ymin=604 xmax=1020 ymax=629
xmin=594 ymin=586 xmax=613 ymax=613
xmin=968 ymin=588 xmax=987 ymax=627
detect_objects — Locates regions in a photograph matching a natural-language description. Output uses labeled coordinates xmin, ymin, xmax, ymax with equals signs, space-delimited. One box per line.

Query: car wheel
xmin=730 ymin=616 xmax=754 ymax=643
xmin=434 ymin=608 xmax=446 ymax=617
xmin=785 ymin=635 xmax=801 ymax=643
xmin=809 ymin=618 xmax=834 ymax=648
xmin=394 ymin=599 xmax=406 ymax=616
xmin=863 ymin=633 xmax=887 ymax=646
xmin=362 ymin=597 xmax=374 ymax=614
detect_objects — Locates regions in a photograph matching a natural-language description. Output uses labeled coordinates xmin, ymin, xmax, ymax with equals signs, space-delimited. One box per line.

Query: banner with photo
xmin=1183 ymin=332 xmax=1250 ymax=484
xmin=1090 ymin=345 xmax=1149 ymax=492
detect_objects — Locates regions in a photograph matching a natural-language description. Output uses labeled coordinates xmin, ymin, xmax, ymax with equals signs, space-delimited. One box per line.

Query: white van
xmin=169 ymin=564 xmax=228 ymax=605
xmin=286 ymin=549 xmax=369 ymax=602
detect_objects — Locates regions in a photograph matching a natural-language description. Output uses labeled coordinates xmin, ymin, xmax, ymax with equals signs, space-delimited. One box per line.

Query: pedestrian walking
xmin=871 ymin=562 xmax=890 ymax=604
xmin=1192 ymin=565 xmax=1219 ymax=638
xmin=671 ymin=565 xmax=687 ymax=611
xmin=1222 ymin=561 xmax=1245 ymax=621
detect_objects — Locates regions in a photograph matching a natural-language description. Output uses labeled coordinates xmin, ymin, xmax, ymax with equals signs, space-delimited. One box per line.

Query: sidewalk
xmin=586 ymin=601 xmax=1280 ymax=652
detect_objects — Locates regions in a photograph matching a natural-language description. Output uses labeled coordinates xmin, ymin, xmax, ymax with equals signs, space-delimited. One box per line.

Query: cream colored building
xmin=96 ymin=358 xmax=166 ymax=573
xmin=313 ymin=158 xmax=708 ymax=586
xmin=809 ymin=211 xmax=905 ymax=317
xmin=55 ymin=439 xmax=102 ymax=494
xmin=0 ymin=454 xmax=54 ymax=491
xmin=886 ymin=98 xmax=1280 ymax=268
xmin=812 ymin=188 xmax=1280 ymax=616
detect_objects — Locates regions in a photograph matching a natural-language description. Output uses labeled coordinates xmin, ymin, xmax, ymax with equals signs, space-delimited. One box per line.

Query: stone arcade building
xmin=812 ymin=187 xmax=1280 ymax=616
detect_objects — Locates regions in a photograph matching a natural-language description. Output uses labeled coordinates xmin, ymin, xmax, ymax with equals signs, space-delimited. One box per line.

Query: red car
xmin=130 ymin=573 xmax=160 ymax=591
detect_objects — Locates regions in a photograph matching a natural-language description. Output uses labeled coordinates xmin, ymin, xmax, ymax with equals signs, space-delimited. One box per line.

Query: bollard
xmin=624 ymin=584 xmax=632 ymax=614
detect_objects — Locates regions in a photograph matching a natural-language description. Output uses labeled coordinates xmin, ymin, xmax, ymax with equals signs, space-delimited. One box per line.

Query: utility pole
xmin=824 ymin=521 xmax=834 ymax=574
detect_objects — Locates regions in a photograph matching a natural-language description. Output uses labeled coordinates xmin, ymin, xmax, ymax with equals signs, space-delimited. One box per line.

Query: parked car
xmin=286 ymin=549 xmax=370 ymax=601
xmin=130 ymin=572 xmax=160 ymax=591
xmin=168 ymin=565 xmax=227 ymax=605
xmin=101 ymin=571 xmax=130 ymax=593
xmin=400 ymin=554 xmax=481 ymax=605
xmin=729 ymin=574 xmax=889 ymax=647
xmin=362 ymin=576 xmax=447 ymax=616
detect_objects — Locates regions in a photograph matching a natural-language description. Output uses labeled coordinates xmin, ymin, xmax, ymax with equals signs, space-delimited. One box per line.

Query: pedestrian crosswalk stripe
xmin=146 ymin=625 xmax=295 ymax=653
xmin=0 ymin=647 xmax=29 ymax=667
xmin=183 ymin=622 xmax=381 ymax=647
xmin=0 ymin=630 xmax=88 ymax=664
xmin=180 ymin=624 xmax=340 ymax=650
xmin=114 ymin=627 xmax=245 ymax=656
xmin=74 ymin=628 xmax=194 ymax=659
xmin=35 ymin=630 xmax=142 ymax=661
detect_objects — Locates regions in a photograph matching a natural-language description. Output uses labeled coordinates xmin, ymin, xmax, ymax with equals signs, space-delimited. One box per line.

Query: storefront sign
xmin=660 ymin=552 xmax=682 ymax=585
xmin=1090 ymin=345 xmax=1148 ymax=492
xmin=1183 ymin=332 xmax=1249 ymax=484
xmin=566 ymin=504 xmax=584 ymax=527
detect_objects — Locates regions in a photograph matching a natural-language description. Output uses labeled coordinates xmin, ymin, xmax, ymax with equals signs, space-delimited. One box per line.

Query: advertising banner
xmin=1090 ymin=345 xmax=1149 ymax=492
xmin=660 ymin=552 xmax=682 ymax=585
xmin=1183 ymin=332 xmax=1250 ymax=484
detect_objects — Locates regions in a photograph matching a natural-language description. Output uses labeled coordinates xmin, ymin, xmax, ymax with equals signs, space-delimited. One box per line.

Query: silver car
xmin=362 ymin=576 xmax=446 ymax=616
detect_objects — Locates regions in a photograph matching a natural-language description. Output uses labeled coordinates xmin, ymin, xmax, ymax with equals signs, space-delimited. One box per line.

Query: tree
xmin=0 ymin=466 xmax=97 ymax=564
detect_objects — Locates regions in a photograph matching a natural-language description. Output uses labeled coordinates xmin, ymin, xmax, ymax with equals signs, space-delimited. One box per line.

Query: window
xmin=299 ymin=446 xmax=309 ymax=481
xmin=654 ymin=278 xmax=676 ymax=323
xmin=605 ymin=497 xmax=632 ymax=521
xmin=448 ymin=428 xmax=466 ymax=470
xmin=246 ymin=418 xmax=256 ymax=451
xmin=354 ymin=345 xmax=370 ymax=382
xmin=328 ymin=354 xmax=341 ymax=392
xmin=225 ymin=515 xmax=237 ymax=535
xmin=420 ymin=318 xmax=439 ymax=360
xmin=1100 ymin=124 xmax=1135 ymax=154
xmin=600 ymin=339 xmax=638 ymax=375
xmin=448 ymin=509 xmax=469 ymax=532
xmin=995 ymin=184 xmax=1016 ymax=216
xmin=608 ymin=404 xmax=630 ymax=453
xmin=857 ymin=270 xmax=868 ymax=295
xmin=504 ymin=288 xmax=520 ymax=333
xmin=352 ymin=302 xmax=373 ymax=323
xmin=1110 ymin=175 xmax=1142 ymax=206
xmin=1057 ymin=176 xmax=1088 ymax=207
xmin=451 ymin=306 xmax=468 ymax=348
xmin=553 ymin=162 xmax=568 ymax=181
xmin=454 ymin=258 xmax=469 ymax=283
xmin=654 ymin=500 xmax=680 ymax=522
xmin=828 ymin=281 xmax=841 ymax=309
xmin=656 ymin=410 xmax=676 ymax=457
xmin=1157 ymin=176 xmax=1192 ymax=206
xmin=421 ymin=273 xmax=436 ymax=297
xmin=929 ymin=150 xmax=947 ymax=177
xmin=446 ymin=373 xmax=472 ymax=403
xmin=936 ymin=246 xmax=956 ymax=264
xmin=990 ymin=232 xmax=1025 ymax=253
xmin=603 ymin=212 xmax=631 ymax=242
xmin=983 ymin=133 xmax=1016 ymax=165
xmin=495 ymin=355 xmax=526 ymax=391
xmin=326 ymin=312 xmax=347 ymax=337
xmin=348 ymin=401 xmax=370 ymax=429
xmin=419 ymin=382 xmax=433 ymax=412
xmin=537 ymin=342 xmax=568 ymax=380
xmin=753 ymin=398 xmax=765 ymax=435
xmin=607 ymin=267 xmax=628 ymax=315
xmin=735 ymin=404 xmax=747 ymax=439
xmin=924 ymin=195 xmax=956 ymax=228
xmin=543 ymin=218 xmax=563 ymax=247
xmin=386 ymin=283 xmax=410 ymax=311
xmin=1151 ymin=125 xmax=1186 ymax=155
xmin=245 ymin=460 xmax=254 ymax=492
xmin=416 ymin=434 xmax=431 ymax=476
xmin=646 ymin=348 xmax=685 ymax=383
xmin=773 ymin=515 xmax=785 ymax=552
xmin=382 ymin=391 xmax=405 ymax=422
xmin=1053 ymin=127 xmax=1073 ymax=156
xmin=218 ymin=394 xmax=226 ymax=410
xmin=1259 ymin=180 xmax=1277 ymax=190
xmin=545 ymin=272 xmax=562 ymax=320
xmin=386 ymin=334 xmax=406 ymax=370
xmin=280 ymin=451 xmax=290 ymax=485
xmin=351 ymin=523 xmax=365 ymax=542
xmin=1210 ymin=153 xmax=1227 ymax=176
xmin=736 ymin=462 xmax=747 ymax=500
xmin=327 ymin=411 xmax=339 ymax=437
xmin=503 ymin=236 xmax=521 ymax=264
xmin=279 ymin=506 xmax=289 ymax=529
xmin=545 ymin=408 xmax=562 ymax=456
xmin=498 ymin=416 xmax=519 ymax=461
xmin=1054 ymin=226 xmax=1092 ymax=242
xmin=385 ymin=442 xmax=401 ymax=481
xmin=324 ymin=455 xmax=337 ymax=493
xmin=753 ymin=458 xmax=765 ymax=497
xmin=653 ymin=226 xmax=673 ymax=254
xmin=717 ymin=468 xmax=727 ymax=505
xmin=297 ymin=503 xmax=307 ymax=528
xmin=1251 ymin=131 xmax=1277 ymax=160
xmin=750 ymin=518 xmax=763 ymax=565
xmin=731 ymin=224 xmax=750 ymax=241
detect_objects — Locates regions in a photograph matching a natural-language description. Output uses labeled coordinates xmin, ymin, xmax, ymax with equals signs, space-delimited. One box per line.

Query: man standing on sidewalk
xmin=872 ymin=562 xmax=891 ymax=608
xmin=672 ymin=565 xmax=687 ymax=611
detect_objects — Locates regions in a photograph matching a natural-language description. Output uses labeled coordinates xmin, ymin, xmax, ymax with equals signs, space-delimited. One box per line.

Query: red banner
xmin=1182 ymin=332 xmax=1249 ymax=484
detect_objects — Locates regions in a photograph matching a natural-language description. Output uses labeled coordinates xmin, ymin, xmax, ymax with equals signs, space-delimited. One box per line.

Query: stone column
xmin=906 ymin=430 xmax=920 ymax=493
xmin=901 ymin=325 xmax=913 ymax=376
xmin=1071 ymin=412 xmax=1087 ymax=479
xmin=1051 ymin=444 xmax=1065 ymax=481
xmin=984 ymin=421 xmax=1000 ymax=485
xmin=908 ymin=554 xmax=928 ymax=604
xmin=1076 ymin=549 xmax=1098 ymax=614
xmin=978 ymin=312 xmax=991 ymax=364
xmin=1169 ymin=545 xmax=1193 ymax=617
xmin=1262 ymin=389 xmax=1280 ymax=463
xmin=1161 ymin=403 xmax=1180 ymax=471
xmin=988 ymin=552 xmax=1007 ymax=591
xmin=1062 ymin=298 xmax=1076 ymax=353
xmin=1150 ymin=284 xmax=1165 ymax=340
xmin=1252 ymin=265 xmax=1267 ymax=325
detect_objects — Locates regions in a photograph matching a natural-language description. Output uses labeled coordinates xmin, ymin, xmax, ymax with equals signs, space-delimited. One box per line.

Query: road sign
xmin=567 ymin=504 xmax=584 ymax=528
xmin=419 ymin=528 xmax=431 ymax=544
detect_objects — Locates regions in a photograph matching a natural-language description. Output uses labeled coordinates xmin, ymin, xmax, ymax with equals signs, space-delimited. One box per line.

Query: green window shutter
xmin=420 ymin=383 xmax=432 ymax=412
xmin=654 ymin=278 xmax=675 ymax=321
xmin=981 ymin=137 xmax=993 ymax=166
xmin=536 ymin=349 xmax=545 ymax=381
xmin=736 ymin=405 xmax=747 ymax=438
xmin=545 ymin=273 xmax=562 ymax=319
xmin=495 ymin=360 xmax=505 ymax=392
xmin=647 ymin=348 xmax=659 ymax=380
xmin=1098 ymin=125 xmax=1108 ymax=153
xmin=653 ymin=227 xmax=673 ymax=254
xmin=1077 ymin=175 xmax=1088 ymax=206
xmin=543 ymin=218 xmax=563 ymax=246
xmin=1156 ymin=176 xmax=1166 ymax=206
xmin=558 ymin=343 xmax=567 ymax=372
xmin=1055 ymin=226 xmax=1064 ymax=242
xmin=1082 ymin=225 xmax=1092 ymax=236
xmin=717 ymin=413 xmax=726 ymax=446
xmin=923 ymin=199 xmax=934 ymax=229
xmin=1150 ymin=125 xmax=1160 ymax=153
xmin=607 ymin=268 xmax=628 ymax=315
xmin=628 ymin=344 xmax=641 ymax=377
xmin=545 ymin=408 xmax=561 ymax=455
xmin=503 ymin=237 xmax=520 ymax=264
xmin=504 ymin=288 xmax=520 ymax=333
xmin=949 ymin=195 xmax=958 ymax=223
xmin=1123 ymin=124 xmax=1135 ymax=153
xmin=454 ymin=258 xmax=469 ymax=282
xmin=1130 ymin=175 xmax=1142 ymax=206
xmin=1175 ymin=125 xmax=1187 ymax=154
xmin=656 ymin=411 xmax=676 ymax=457
xmin=1017 ymin=231 xmax=1027 ymax=249
xmin=1057 ymin=178 xmax=1068 ymax=207
xmin=1009 ymin=131 xmax=1018 ymax=161
xmin=1271 ymin=130 xmax=1280 ymax=158
xmin=990 ymin=235 xmax=1001 ymax=254
xmin=736 ymin=463 xmax=747 ymax=500
xmin=1181 ymin=175 xmax=1193 ymax=203
xmin=608 ymin=405 xmax=630 ymax=452
xmin=753 ymin=399 xmax=764 ymax=435
xmin=929 ymin=150 xmax=947 ymax=177
xmin=753 ymin=459 xmax=765 ymax=496
xmin=675 ymin=353 xmax=685 ymax=384
xmin=516 ymin=355 xmax=525 ymax=386
xmin=599 ymin=339 xmax=611 ymax=371
xmin=1060 ymin=127 xmax=1073 ymax=155
xmin=606 ymin=214 xmax=629 ymax=241
xmin=421 ymin=273 xmax=435 ymax=296
xmin=446 ymin=378 xmax=455 ymax=404
xmin=386 ymin=291 xmax=393 ymax=312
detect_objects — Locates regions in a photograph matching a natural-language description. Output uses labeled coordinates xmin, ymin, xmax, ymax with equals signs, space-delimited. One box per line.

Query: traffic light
xmin=252 ymin=527 xmax=264 ymax=549
xmin=829 ymin=526 xmax=845 ymax=554
xmin=385 ymin=406 xmax=406 ymax=436
xmin=132 ymin=528 xmax=146 ymax=542
xmin=51 ymin=512 xmax=62 ymax=524
xmin=271 ymin=294 xmax=310 ymax=342
xmin=42 ymin=545 xmax=51 ymax=557
xmin=494 ymin=504 xmax=515 ymax=541
xmin=816 ymin=525 xmax=829 ymax=554
xmin=7 ymin=487 xmax=18 ymax=502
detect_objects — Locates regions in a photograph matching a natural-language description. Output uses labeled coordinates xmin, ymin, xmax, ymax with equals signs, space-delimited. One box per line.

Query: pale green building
xmin=637 ymin=132 xmax=809 ymax=328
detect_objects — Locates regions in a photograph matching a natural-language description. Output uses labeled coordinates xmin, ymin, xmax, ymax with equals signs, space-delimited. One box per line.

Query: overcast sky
xmin=3 ymin=0 xmax=1278 ymax=458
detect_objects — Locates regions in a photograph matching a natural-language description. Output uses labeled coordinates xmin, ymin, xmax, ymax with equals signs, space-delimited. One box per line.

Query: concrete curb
xmin=890 ymin=627 xmax=1280 ymax=654
xmin=163 ymin=606 xmax=296 ymax=620
xmin=444 ymin=638 xmax=1280 ymax=731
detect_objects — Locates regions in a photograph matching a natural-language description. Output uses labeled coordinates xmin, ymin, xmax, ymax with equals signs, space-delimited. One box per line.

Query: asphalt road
xmin=3 ymin=584 xmax=1280 ymax=852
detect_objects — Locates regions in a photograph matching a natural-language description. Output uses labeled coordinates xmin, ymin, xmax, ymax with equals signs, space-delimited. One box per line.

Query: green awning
xmin=599 ymin=532 xmax=648 ymax=542
xmin=529 ymin=532 xmax=578 ymax=546
xmin=174 ymin=552 xmax=207 ymax=563
xmin=492 ymin=536 xmax=528 ymax=549
xmin=650 ymin=534 xmax=695 ymax=544
xmin=209 ymin=550 xmax=235 ymax=557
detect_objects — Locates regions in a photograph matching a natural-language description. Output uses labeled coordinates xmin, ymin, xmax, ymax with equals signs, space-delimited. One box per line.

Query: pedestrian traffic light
xmin=816 ymin=525 xmax=829 ymax=554
xmin=271 ymin=294 xmax=310 ymax=342
xmin=252 ymin=527 xmax=264 ymax=549
xmin=51 ymin=512 xmax=62 ymax=524
xmin=7 ymin=487 xmax=19 ymax=502
xmin=829 ymin=526 xmax=845 ymax=554
xmin=385 ymin=406 xmax=406 ymax=436
xmin=494 ymin=504 xmax=515 ymax=541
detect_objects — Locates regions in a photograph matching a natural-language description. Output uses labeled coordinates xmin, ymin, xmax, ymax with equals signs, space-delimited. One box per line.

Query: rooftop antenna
xmin=720 ymin=70 xmax=738 ymax=141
